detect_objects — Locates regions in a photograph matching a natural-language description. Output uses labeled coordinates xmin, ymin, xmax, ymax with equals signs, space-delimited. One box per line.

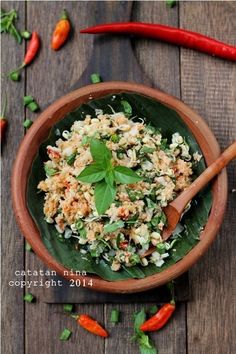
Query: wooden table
xmin=2 ymin=1 xmax=236 ymax=353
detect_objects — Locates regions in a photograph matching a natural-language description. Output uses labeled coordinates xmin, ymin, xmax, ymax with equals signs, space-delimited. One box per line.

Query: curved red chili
xmin=23 ymin=31 xmax=40 ymax=66
xmin=0 ymin=99 xmax=8 ymax=143
xmin=80 ymin=22 xmax=236 ymax=62
xmin=140 ymin=301 xmax=176 ymax=332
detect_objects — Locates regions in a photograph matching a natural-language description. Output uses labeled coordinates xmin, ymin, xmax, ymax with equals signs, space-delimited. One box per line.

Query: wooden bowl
xmin=11 ymin=82 xmax=227 ymax=293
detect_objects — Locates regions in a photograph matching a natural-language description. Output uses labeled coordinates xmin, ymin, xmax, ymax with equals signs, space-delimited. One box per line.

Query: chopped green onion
xmin=24 ymin=293 xmax=35 ymax=303
xmin=156 ymin=243 xmax=166 ymax=254
xmin=23 ymin=95 xmax=34 ymax=106
xmin=63 ymin=304 xmax=74 ymax=313
xmin=75 ymin=220 xmax=84 ymax=230
xmin=44 ymin=164 xmax=57 ymax=177
xmin=104 ymin=220 xmax=124 ymax=233
xmin=9 ymin=71 xmax=20 ymax=81
xmin=110 ymin=309 xmax=120 ymax=324
xmin=23 ymin=119 xmax=33 ymax=129
xmin=166 ymin=0 xmax=177 ymax=8
xmin=79 ymin=228 xmax=87 ymax=238
xmin=139 ymin=146 xmax=155 ymax=154
xmin=25 ymin=241 xmax=32 ymax=252
xmin=117 ymin=151 xmax=124 ymax=159
xmin=121 ymin=100 xmax=132 ymax=117
xmin=66 ymin=152 xmax=76 ymax=165
xmin=27 ymin=101 xmax=39 ymax=112
xmin=59 ymin=328 xmax=72 ymax=341
xmin=147 ymin=305 xmax=158 ymax=315
xmin=111 ymin=134 xmax=120 ymax=143
xmin=90 ymin=73 xmax=102 ymax=84
xmin=21 ymin=30 xmax=31 ymax=39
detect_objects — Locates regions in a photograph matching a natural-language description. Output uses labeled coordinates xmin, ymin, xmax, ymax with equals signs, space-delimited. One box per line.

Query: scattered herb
xmin=110 ymin=133 xmax=120 ymax=143
xmin=121 ymin=100 xmax=132 ymax=117
xmin=132 ymin=309 xmax=157 ymax=354
xmin=27 ymin=101 xmax=39 ymax=112
xmin=24 ymin=293 xmax=35 ymax=303
xmin=9 ymin=71 xmax=20 ymax=81
xmin=25 ymin=241 xmax=32 ymax=252
xmin=44 ymin=164 xmax=58 ymax=177
xmin=23 ymin=95 xmax=34 ymax=106
xmin=104 ymin=220 xmax=124 ymax=233
xmin=21 ymin=30 xmax=31 ymax=39
xmin=147 ymin=306 xmax=158 ymax=316
xmin=0 ymin=9 xmax=22 ymax=43
xmin=23 ymin=119 xmax=33 ymax=129
xmin=166 ymin=0 xmax=177 ymax=8
xmin=91 ymin=73 xmax=102 ymax=84
xmin=66 ymin=152 xmax=76 ymax=165
xmin=63 ymin=304 xmax=74 ymax=313
xmin=77 ymin=139 xmax=142 ymax=214
xmin=59 ymin=328 xmax=72 ymax=341
xmin=110 ymin=309 xmax=120 ymax=324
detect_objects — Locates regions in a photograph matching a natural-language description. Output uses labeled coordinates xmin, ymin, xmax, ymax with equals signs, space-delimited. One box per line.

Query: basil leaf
xmin=133 ymin=309 xmax=146 ymax=335
xmin=133 ymin=310 xmax=157 ymax=354
xmin=66 ymin=152 xmax=76 ymax=165
xmin=121 ymin=100 xmax=132 ymax=117
xmin=95 ymin=180 xmax=116 ymax=214
xmin=90 ymin=139 xmax=112 ymax=165
xmin=77 ymin=163 xmax=106 ymax=183
xmin=140 ymin=146 xmax=155 ymax=154
xmin=139 ymin=344 xmax=157 ymax=354
xmin=105 ymin=170 xmax=115 ymax=186
xmin=114 ymin=166 xmax=142 ymax=184
xmin=44 ymin=165 xmax=57 ymax=177
xmin=104 ymin=220 xmax=124 ymax=233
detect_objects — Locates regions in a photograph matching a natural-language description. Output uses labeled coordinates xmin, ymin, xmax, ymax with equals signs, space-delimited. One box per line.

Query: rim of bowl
xmin=11 ymin=81 xmax=228 ymax=293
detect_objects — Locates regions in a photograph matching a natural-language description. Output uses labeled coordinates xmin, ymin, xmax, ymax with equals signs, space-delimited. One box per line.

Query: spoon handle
xmin=172 ymin=141 xmax=236 ymax=213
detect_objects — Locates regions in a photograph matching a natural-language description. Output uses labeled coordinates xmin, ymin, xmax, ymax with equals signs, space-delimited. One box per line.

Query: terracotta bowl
xmin=11 ymin=82 xmax=227 ymax=293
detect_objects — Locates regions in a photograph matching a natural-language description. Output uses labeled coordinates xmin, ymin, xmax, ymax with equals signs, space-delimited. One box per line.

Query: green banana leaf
xmin=27 ymin=93 xmax=212 ymax=281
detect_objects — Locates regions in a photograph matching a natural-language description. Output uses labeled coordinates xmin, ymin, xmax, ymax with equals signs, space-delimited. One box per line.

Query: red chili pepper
xmin=1 ymin=99 xmax=8 ymax=143
xmin=73 ymin=314 xmax=109 ymax=337
xmin=140 ymin=301 xmax=175 ymax=332
xmin=23 ymin=31 xmax=40 ymax=66
xmin=51 ymin=10 xmax=71 ymax=50
xmin=80 ymin=22 xmax=236 ymax=62
xmin=119 ymin=241 xmax=128 ymax=250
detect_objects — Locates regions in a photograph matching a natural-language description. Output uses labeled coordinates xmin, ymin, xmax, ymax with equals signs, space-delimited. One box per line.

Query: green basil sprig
xmin=77 ymin=139 xmax=142 ymax=214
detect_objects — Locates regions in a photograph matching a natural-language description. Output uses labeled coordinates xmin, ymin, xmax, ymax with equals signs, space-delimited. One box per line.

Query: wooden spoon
xmin=143 ymin=141 xmax=236 ymax=257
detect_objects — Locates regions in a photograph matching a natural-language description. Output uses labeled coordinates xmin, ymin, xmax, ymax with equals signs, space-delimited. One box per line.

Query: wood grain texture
xmin=1 ymin=2 xmax=25 ymax=354
xmin=2 ymin=1 xmax=235 ymax=354
xmin=24 ymin=2 xmax=104 ymax=354
xmin=180 ymin=2 xmax=236 ymax=354
xmin=133 ymin=1 xmax=180 ymax=96
xmin=104 ymin=302 xmax=186 ymax=354
xmin=132 ymin=2 xmax=186 ymax=353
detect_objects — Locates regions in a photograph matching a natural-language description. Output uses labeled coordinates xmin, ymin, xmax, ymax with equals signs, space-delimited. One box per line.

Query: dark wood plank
xmin=37 ymin=0 xmax=189 ymax=307
xmin=42 ymin=273 xmax=189 ymax=303
xmin=179 ymin=2 xmax=236 ymax=354
xmin=126 ymin=2 xmax=187 ymax=354
xmin=133 ymin=0 xmax=180 ymax=96
xmin=1 ymin=2 xmax=25 ymax=354
xmin=24 ymin=2 xmax=105 ymax=353
xmin=104 ymin=303 xmax=186 ymax=354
